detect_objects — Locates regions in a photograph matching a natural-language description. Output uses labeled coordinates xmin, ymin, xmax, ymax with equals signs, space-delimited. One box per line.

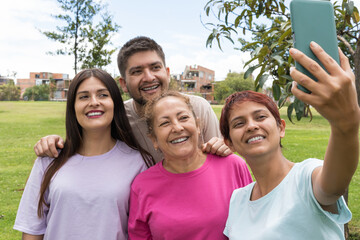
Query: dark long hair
xmin=37 ymin=69 xmax=154 ymax=217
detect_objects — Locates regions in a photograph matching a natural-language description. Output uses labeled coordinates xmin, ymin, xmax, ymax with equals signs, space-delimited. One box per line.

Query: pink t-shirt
xmin=128 ymin=154 xmax=253 ymax=240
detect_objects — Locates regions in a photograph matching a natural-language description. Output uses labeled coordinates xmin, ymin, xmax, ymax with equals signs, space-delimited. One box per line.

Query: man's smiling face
xmin=119 ymin=50 xmax=170 ymax=106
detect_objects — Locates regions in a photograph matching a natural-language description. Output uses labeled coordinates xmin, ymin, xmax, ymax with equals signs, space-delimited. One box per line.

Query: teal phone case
xmin=290 ymin=0 xmax=339 ymax=93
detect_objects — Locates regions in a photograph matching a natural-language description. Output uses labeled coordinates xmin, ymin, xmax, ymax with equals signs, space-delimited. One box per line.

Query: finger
xmin=210 ymin=143 xmax=221 ymax=155
xmin=209 ymin=139 xmax=224 ymax=154
xmin=289 ymin=47 xmax=328 ymax=84
xmin=309 ymin=41 xmax=341 ymax=76
xmin=216 ymin=145 xmax=232 ymax=156
xmin=40 ymin=138 xmax=57 ymax=158
xmin=291 ymin=81 xmax=314 ymax=105
xmin=290 ymin=66 xmax=320 ymax=94
xmin=34 ymin=141 xmax=43 ymax=157
xmin=202 ymin=137 xmax=217 ymax=152
xmin=47 ymin=138 xmax=59 ymax=158
xmin=338 ymin=48 xmax=352 ymax=74
xmin=201 ymin=143 xmax=212 ymax=153
xmin=222 ymin=148 xmax=233 ymax=156
xmin=57 ymin=138 xmax=65 ymax=149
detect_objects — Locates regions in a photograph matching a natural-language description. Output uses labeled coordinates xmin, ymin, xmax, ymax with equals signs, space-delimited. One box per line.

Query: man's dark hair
xmin=117 ymin=36 xmax=166 ymax=78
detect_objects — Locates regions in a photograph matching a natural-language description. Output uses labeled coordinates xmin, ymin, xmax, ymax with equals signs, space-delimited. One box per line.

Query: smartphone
xmin=290 ymin=0 xmax=339 ymax=93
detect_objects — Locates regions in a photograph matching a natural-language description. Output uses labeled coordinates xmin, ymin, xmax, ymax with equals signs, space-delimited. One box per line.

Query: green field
xmin=0 ymin=102 xmax=359 ymax=239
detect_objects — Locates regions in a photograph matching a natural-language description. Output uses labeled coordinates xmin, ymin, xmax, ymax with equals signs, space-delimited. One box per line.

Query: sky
xmin=1 ymin=0 xmax=359 ymax=82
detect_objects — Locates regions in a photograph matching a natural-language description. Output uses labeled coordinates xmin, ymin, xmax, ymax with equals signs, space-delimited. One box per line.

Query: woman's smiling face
xmin=150 ymin=96 xmax=200 ymax=160
xmin=74 ymin=77 xmax=114 ymax=134
xmin=226 ymin=101 xmax=285 ymax=160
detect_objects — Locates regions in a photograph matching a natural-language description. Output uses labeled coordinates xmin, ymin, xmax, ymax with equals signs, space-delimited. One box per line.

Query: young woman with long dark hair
xmin=14 ymin=69 xmax=154 ymax=240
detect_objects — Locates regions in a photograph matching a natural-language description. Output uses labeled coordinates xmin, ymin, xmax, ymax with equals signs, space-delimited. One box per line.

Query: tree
xmin=169 ymin=76 xmax=181 ymax=91
xmin=41 ymin=0 xmax=119 ymax=74
xmin=214 ymin=72 xmax=254 ymax=103
xmin=0 ymin=81 xmax=20 ymax=101
xmin=203 ymin=0 xmax=359 ymax=121
xmin=23 ymin=84 xmax=50 ymax=101
xmin=81 ymin=13 xmax=120 ymax=69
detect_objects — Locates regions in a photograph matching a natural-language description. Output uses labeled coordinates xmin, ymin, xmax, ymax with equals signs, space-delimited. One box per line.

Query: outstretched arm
xmin=290 ymin=41 xmax=360 ymax=207
xmin=34 ymin=135 xmax=64 ymax=158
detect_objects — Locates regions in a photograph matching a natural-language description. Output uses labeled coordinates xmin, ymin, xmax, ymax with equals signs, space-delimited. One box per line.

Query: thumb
xmin=201 ymin=143 xmax=207 ymax=152
xmin=57 ymin=138 xmax=65 ymax=149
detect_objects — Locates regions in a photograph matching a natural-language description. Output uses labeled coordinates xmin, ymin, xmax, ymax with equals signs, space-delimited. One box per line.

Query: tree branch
xmin=337 ymin=35 xmax=355 ymax=55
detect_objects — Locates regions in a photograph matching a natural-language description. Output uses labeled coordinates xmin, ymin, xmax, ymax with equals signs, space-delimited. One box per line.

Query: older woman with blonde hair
xmin=128 ymin=91 xmax=253 ymax=240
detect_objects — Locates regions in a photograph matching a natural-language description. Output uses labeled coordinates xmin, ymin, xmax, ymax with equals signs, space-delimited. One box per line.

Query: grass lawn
xmin=0 ymin=102 xmax=359 ymax=239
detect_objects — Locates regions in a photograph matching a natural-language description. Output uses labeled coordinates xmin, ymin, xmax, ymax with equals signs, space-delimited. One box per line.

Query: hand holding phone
xmin=290 ymin=0 xmax=339 ymax=93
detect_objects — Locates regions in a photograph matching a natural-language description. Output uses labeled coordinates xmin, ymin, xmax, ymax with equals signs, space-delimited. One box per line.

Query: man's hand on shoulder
xmin=34 ymin=135 xmax=64 ymax=158
xmin=201 ymin=137 xmax=232 ymax=157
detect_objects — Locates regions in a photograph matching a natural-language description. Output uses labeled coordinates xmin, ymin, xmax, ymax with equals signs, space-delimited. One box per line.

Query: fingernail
xmin=290 ymin=67 xmax=295 ymax=73
xmin=290 ymin=48 xmax=297 ymax=55
xmin=310 ymin=41 xmax=318 ymax=48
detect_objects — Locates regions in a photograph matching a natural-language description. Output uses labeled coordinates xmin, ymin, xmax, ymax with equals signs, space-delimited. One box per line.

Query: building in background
xmin=173 ymin=65 xmax=215 ymax=103
xmin=17 ymin=72 xmax=70 ymax=100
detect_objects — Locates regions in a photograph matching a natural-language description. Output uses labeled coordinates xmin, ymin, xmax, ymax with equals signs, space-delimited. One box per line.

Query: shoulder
xmin=114 ymin=141 xmax=142 ymax=158
xmin=123 ymin=98 xmax=133 ymax=106
xmin=295 ymin=158 xmax=323 ymax=175
xmin=123 ymin=99 xmax=137 ymax=118
xmin=231 ymin=182 xmax=255 ymax=201
xmin=185 ymin=94 xmax=211 ymax=106
xmin=132 ymin=162 xmax=161 ymax=184
xmin=34 ymin=156 xmax=55 ymax=170
xmin=208 ymin=153 xmax=247 ymax=167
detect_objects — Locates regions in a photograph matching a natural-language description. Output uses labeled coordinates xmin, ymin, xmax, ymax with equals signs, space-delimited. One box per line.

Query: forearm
xmin=23 ymin=233 xmax=44 ymax=240
xmin=317 ymin=125 xmax=359 ymax=203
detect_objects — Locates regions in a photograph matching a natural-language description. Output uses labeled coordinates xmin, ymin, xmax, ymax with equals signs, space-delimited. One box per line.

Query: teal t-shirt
xmin=224 ymin=159 xmax=351 ymax=240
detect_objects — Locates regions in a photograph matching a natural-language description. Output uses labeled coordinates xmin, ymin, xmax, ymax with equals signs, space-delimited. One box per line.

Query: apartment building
xmin=176 ymin=65 xmax=215 ymax=103
xmin=17 ymin=72 xmax=71 ymax=100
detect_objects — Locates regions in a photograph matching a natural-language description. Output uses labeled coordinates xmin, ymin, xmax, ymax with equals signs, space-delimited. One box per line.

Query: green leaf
xmin=285 ymin=81 xmax=293 ymax=93
xmin=279 ymin=2 xmax=286 ymax=14
xmin=242 ymin=41 xmax=260 ymax=49
xmin=244 ymin=66 xmax=257 ymax=79
xmin=353 ymin=9 xmax=360 ymax=22
xmin=278 ymin=94 xmax=288 ymax=108
xmin=235 ymin=15 xmax=241 ymax=28
xmin=287 ymin=103 xmax=294 ymax=124
xmin=273 ymin=83 xmax=281 ymax=101
xmin=281 ymin=75 xmax=293 ymax=81
xmin=206 ymin=34 xmax=214 ymax=47
xmin=294 ymin=98 xmax=305 ymax=121
xmin=272 ymin=55 xmax=284 ymax=65
xmin=259 ymin=74 xmax=269 ymax=88
xmin=278 ymin=28 xmax=292 ymax=44
xmin=205 ymin=6 xmax=210 ymax=16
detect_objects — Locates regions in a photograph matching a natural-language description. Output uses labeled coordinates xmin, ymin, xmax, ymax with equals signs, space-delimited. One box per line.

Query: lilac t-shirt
xmin=128 ymin=153 xmax=253 ymax=240
xmin=14 ymin=140 xmax=147 ymax=240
